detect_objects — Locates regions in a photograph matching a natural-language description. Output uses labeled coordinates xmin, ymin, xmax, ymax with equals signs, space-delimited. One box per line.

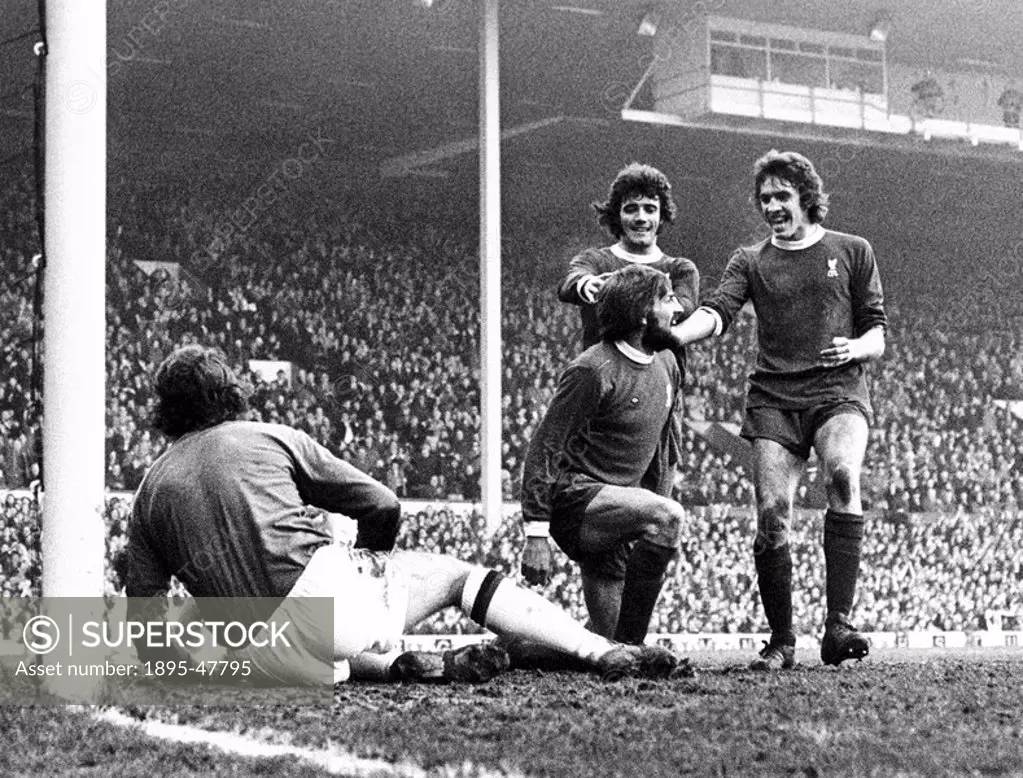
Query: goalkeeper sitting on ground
xmin=120 ymin=344 xmax=683 ymax=684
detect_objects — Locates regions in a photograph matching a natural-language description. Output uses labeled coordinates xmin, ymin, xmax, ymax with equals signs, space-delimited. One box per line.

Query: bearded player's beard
xmin=641 ymin=317 xmax=676 ymax=352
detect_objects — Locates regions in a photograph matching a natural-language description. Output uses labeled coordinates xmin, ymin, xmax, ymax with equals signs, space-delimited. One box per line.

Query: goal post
xmin=40 ymin=0 xmax=107 ymax=598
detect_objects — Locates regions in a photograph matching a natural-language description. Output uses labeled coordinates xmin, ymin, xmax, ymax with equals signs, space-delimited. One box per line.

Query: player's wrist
xmin=524 ymin=521 xmax=550 ymax=539
xmin=699 ymin=306 xmax=723 ymax=337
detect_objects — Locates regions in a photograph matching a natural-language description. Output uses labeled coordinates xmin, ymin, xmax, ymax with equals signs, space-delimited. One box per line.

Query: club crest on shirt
xmin=827 ymin=258 xmax=839 ymax=278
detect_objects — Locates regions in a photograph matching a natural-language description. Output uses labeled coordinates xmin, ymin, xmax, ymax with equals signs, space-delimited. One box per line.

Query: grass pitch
xmin=3 ymin=647 xmax=1022 ymax=777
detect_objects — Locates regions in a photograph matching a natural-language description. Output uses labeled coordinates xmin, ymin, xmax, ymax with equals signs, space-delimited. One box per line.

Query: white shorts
xmin=235 ymin=543 xmax=410 ymax=686
xmin=291 ymin=543 xmax=410 ymax=658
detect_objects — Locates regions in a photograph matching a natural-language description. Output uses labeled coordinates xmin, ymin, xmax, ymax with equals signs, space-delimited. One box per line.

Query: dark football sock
xmin=613 ymin=540 xmax=676 ymax=645
xmin=754 ymin=543 xmax=795 ymax=645
xmin=823 ymin=510 xmax=865 ymax=620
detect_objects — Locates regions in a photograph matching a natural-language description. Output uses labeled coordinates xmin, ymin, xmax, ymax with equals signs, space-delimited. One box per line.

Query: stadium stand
xmin=1 ymin=166 xmax=1021 ymax=635
xmin=0 ymin=491 xmax=1020 ymax=637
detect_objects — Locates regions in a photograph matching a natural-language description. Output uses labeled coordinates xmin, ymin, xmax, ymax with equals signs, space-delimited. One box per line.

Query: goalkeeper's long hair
xmin=151 ymin=345 xmax=249 ymax=438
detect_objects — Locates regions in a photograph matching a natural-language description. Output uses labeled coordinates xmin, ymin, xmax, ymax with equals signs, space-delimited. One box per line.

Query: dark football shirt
xmin=520 ymin=341 xmax=682 ymax=526
xmin=702 ymin=230 xmax=887 ymax=410
xmin=124 ymin=421 xmax=367 ymax=600
xmin=558 ymin=246 xmax=699 ymax=377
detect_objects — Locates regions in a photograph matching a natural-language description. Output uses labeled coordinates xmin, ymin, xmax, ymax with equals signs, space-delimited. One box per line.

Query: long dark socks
xmin=823 ymin=510 xmax=865 ymax=620
xmin=613 ymin=540 xmax=677 ymax=645
xmin=754 ymin=544 xmax=795 ymax=645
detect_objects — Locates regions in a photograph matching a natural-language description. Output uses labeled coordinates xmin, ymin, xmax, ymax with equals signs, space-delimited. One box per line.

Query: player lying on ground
xmin=121 ymin=345 xmax=683 ymax=684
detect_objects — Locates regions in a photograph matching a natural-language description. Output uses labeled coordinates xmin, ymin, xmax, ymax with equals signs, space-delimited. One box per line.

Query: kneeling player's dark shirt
xmin=520 ymin=341 xmax=682 ymax=530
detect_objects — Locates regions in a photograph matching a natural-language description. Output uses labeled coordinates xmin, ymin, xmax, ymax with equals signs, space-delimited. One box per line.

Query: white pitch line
xmin=93 ymin=707 xmax=493 ymax=777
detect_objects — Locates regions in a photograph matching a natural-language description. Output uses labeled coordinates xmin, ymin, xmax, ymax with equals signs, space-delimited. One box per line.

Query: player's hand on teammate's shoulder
xmin=521 ymin=537 xmax=555 ymax=586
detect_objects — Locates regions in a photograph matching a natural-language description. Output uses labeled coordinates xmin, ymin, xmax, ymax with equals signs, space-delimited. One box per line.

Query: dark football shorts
xmin=741 ymin=400 xmax=869 ymax=460
xmin=549 ymin=472 xmax=632 ymax=581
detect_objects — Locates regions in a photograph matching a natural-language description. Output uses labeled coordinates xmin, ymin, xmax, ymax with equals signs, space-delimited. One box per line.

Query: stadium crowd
xmin=2 ymin=492 xmax=1020 ymax=636
xmin=1 ymin=167 xmax=1021 ymax=634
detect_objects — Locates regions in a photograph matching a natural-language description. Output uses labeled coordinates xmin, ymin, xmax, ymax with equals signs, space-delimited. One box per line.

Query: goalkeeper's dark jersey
xmin=702 ymin=229 xmax=887 ymax=411
xmin=125 ymin=421 xmax=363 ymax=600
xmin=520 ymin=341 xmax=682 ymax=527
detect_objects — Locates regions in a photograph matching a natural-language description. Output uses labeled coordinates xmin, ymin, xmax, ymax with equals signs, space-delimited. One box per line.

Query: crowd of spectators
xmin=0 ymin=170 xmax=42 ymax=495
xmin=2 ymin=493 xmax=1020 ymax=635
xmin=401 ymin=500 xmax=1023 ymax=636
xmin=1 ymin=164 xmax=1021 ymax=633
xmin=5 ymin=168 xmax=1022 ymax=514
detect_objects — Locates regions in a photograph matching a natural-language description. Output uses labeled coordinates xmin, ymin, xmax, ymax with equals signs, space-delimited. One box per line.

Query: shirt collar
xmin=771 ymin=224 xmax=825 ymax=251
xmin=610 ymin=243 xmax=664 ymax=263
xmin=614 ymin=340 xmax=655 ymax=364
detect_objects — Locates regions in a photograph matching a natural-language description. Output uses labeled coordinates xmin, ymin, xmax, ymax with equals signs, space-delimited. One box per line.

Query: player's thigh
xmin=813 ymin=410 xmax=868 ymax=470
xmin=289 ymin=544 xmax=414 ymax=658
xmin=813 ymin=410 xmax=869 ymax=504
xmin=751 ymin=437 xmax=805 ymax=506
xmin=387 ymin=550 xmax=472 ymax=628
xmin=242 ymin=543 xmax=414 ymax=681
xmin=577 ymin=484 xmax=681 ymax=552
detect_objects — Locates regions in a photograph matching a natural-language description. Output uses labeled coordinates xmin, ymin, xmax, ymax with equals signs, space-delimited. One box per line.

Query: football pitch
xmin=3 ymin=646 xmax=1022 ymax=777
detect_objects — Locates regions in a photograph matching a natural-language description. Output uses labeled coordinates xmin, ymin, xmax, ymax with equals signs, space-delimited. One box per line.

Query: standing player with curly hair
xmin=559 ymin=162 xmax=700 ymax=377
xmin=670 ymin=150 xmax=888 ymax=670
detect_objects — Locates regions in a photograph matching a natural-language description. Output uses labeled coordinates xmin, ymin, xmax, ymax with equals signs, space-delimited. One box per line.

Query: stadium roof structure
xmin=2 ymin=0 xmax=1023 ymax=190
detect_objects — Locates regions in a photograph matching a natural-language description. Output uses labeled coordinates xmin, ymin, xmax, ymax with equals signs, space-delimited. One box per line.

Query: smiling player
xmin=669 ymin=150 xmax=887 ymax=670
xmin=558 ymin=163 xmax=699 ymax=377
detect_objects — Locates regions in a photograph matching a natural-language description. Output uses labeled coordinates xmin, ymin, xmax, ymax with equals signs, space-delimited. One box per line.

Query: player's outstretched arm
xmin=669 ymin=307 xmax=718 ymax=347
xmin=558 ymin=250 xmax=609 ymax=304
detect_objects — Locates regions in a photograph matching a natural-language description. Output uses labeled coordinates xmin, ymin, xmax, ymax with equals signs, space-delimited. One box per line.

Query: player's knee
xmin=754 ymin=498 xmax=790 ymax=552
xmin=648 ymin=499 xmax=684 ymax=546
xmin=825 ymin=463 xmax=858 ymax=506
xmin=460 ymin=567 xmax=507 ymax=628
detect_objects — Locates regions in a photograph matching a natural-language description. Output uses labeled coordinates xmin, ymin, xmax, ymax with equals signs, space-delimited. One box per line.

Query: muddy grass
xmin=4 ymin=648 xmax=1022 ymax=777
